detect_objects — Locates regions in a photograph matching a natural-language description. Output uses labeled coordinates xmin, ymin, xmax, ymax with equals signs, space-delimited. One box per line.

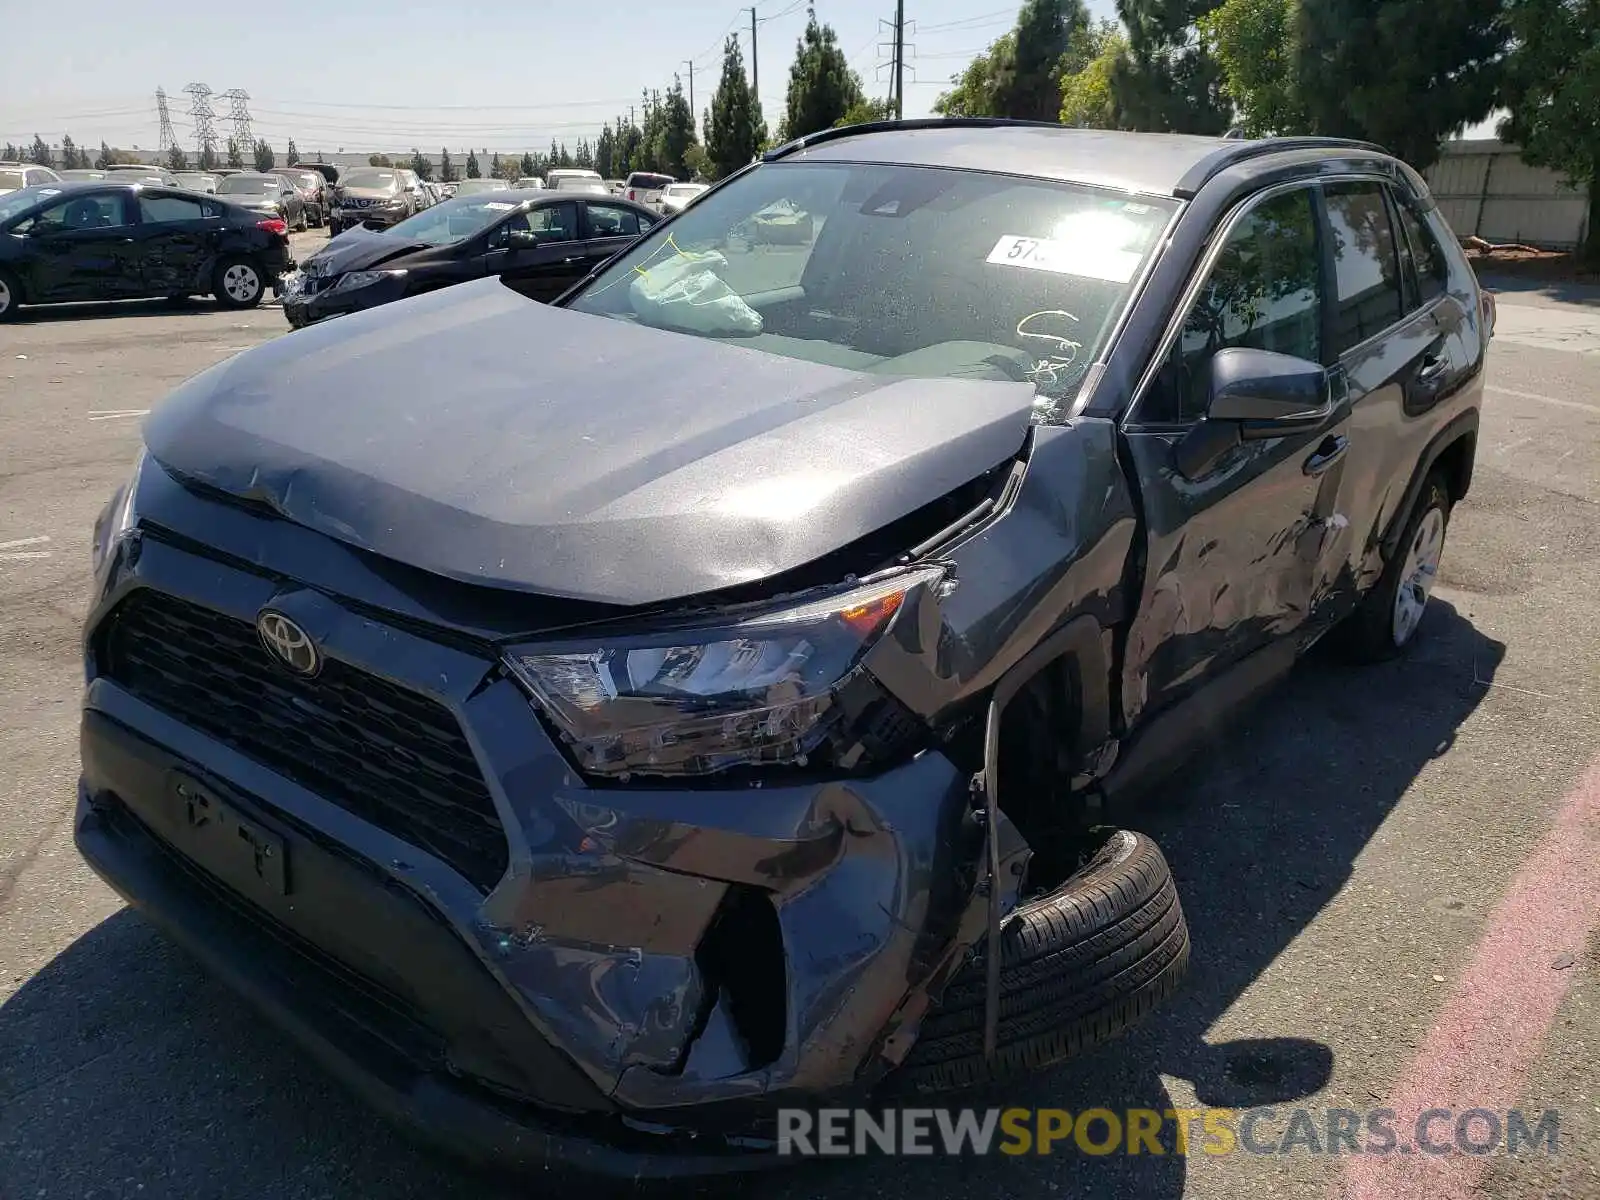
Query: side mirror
xmin=1205 ymin=347 xmax=1329 ymax=436
xmin=507 ymin=229 xmax=539 ymax=250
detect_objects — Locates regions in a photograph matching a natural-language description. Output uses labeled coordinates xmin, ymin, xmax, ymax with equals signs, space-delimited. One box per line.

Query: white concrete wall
xmin=1425 ymin=140 xmax=1590 ymax=250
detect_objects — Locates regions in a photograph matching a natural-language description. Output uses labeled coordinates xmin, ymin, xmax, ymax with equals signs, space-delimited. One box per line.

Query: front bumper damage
xmin=77 ymin=516 xmax=1030 ymax=1175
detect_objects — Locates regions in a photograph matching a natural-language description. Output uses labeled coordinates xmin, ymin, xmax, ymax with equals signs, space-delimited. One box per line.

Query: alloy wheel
xmin=1392 ymin=506 xmax=1445 ymax=646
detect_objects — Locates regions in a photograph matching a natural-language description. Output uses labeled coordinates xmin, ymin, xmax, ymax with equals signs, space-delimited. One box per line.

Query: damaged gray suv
xmin=78 ymin=120 xmax=1487 ymax=1177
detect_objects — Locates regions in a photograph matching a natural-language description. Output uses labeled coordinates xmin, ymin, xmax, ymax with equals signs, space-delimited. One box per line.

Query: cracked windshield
xmin=569 ymin=162 xmax=1175 ymax=415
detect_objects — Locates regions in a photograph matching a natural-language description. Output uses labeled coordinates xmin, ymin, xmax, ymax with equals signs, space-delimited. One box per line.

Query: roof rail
xmin=762 ymin=116 xmax=1065 ymax=162
xmin=1173 ymin=135 xmax=1390 ymax=198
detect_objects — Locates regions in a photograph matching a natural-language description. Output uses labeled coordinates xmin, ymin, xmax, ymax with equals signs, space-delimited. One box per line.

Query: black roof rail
xmin=1173 ymin=135 xmax=1390 ymax=198
xmin=762 ymin=116 xmax=1065 ymax=162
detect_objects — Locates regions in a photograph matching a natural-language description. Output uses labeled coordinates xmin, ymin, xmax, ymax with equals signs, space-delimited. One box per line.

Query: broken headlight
xmin=504 ymin=568 xmax=941 ymax=780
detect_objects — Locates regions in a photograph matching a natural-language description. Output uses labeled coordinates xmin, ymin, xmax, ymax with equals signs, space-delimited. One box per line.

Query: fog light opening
xmin=692 ymin=885 xmax=786 ymax=1072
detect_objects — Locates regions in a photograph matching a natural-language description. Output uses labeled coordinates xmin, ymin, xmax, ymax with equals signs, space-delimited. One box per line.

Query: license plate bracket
xmin=166 ymin=772 xmax=289 ymax=898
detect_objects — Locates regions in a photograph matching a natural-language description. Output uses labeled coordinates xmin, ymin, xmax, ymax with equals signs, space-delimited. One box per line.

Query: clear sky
xmin=2 ymin=0 xmax=1120 ymax=156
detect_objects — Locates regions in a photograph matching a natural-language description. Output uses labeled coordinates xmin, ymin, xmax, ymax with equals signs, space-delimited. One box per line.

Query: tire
xmin=1335 ymin=471 xmax=1451 ymax=662
xmin=212 ymin=257 xmax=266 ymax=309
xmin=328 ymin=219 xmax=341 ymax=237
xmin=295 ymin=206 xmax=308 ymax=232
xmin=895 ymin=829 xmax=1190 ymax=1094
xmin=0 ymin=267 xmax=21 ymax=322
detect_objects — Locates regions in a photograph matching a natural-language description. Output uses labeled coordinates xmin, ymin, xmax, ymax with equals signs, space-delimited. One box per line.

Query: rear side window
xmin=626 ymin=173 xmax=672 ymax=190
xmin=1390 ymin=191 xmax=1449 ymax=307
xmin=1323 ymin=181 xmax=1405 ymax=353
xmin=1142 ymin=186 xmax=1323 ymax=424
xmin=140 ymin=194 xmax=206 ymax=223
xmin=586 ymin=202 xmax=641 ymax=238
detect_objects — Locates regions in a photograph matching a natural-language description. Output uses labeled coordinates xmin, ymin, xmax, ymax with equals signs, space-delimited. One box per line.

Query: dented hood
xmin=143 ymin=278 xmax=1035 ymax=605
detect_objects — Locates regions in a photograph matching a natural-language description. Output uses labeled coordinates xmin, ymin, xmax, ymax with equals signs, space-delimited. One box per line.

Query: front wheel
xmin=0 ymin=268 xmax=21 ymax=323
xmin=212 ymin=257 xmax=266 ymax=309
xmin=1336 ymin=471 xmax=1452 ymax=661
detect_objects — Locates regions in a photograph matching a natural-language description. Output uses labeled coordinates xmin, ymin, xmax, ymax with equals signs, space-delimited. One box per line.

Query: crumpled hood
xmin=305 ymin=227 xmax=430 ymax=275
xmin=143 ymin=278 xmax=1036 ymax=605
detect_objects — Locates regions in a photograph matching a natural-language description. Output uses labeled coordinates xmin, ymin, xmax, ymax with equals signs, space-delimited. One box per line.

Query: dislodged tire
xmin=1334 ymin=470 xmax=1451 ymax=662
xmin=895 ymin=829 xmax=1189 ymax=1094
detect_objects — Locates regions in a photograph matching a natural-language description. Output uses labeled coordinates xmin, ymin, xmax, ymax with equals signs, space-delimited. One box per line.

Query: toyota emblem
xmin=257 ymin=610 xmax=321 ymax=676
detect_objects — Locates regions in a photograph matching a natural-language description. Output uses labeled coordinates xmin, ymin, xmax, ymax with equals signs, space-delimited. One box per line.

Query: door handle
xmin=1416 ymin=354 xmax=1449 ymax=384
xmin=1303 ymin=434 xmax=1349 ymax=476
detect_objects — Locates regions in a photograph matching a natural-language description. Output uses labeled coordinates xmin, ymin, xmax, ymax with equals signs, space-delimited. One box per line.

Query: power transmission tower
xmin=183 ymin=83 xmax=218 ymax=159
xmin=155 ymin=88 xmax=178 ymax=154
xmin=220 ymin=89 xmax=253 ymax=147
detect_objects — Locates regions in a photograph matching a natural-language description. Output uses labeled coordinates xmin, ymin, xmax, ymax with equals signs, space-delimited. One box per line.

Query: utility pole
xmin=747 ymin=7 xmax=759 ymax=104
xmin=683 ymin=60 xmax=695 ymax=116
xmin=892 ymin=0 xmax=905 ymax=120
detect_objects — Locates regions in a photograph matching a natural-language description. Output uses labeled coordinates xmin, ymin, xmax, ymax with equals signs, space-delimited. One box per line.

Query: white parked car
xmin=452 ymin=178 xmax=511 ymax=196
xmin=553 ymin=178 xmax=609 ymax=195
xmin=513 ymin=176 xmax=546 ymax=190
xmin=0 ymin=162 xmax=62 ymax=195
xmin=623 ymin=171 xmax=674 ymax=209
xmin=657 ymin=182 xmax=710 ymax=215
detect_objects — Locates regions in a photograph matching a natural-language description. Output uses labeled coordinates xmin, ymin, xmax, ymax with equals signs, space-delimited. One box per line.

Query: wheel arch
xmin=1381 ymin=406 xmax=1479 ymax=562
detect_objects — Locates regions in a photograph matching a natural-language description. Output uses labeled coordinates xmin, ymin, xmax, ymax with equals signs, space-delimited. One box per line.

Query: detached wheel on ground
xmin=896 ymin=829 xmax=1190 ymax=1094
xmin=0 ymin=267 xmax=21 ymax=322
xmin=1336 ymin=470 xmax=1452 ymax=662
xmin=213 ymin=258 xmax=266 ymax=309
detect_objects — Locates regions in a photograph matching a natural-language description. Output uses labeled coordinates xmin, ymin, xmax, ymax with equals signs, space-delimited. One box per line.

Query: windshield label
xmin=986 ymin=235 xmax=1141 ymax=284
xmin=482 ymin=202 xmax=516 ymax=210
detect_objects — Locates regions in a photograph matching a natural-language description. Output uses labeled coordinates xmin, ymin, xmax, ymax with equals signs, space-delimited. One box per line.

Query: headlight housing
xmin=505 ymin=568 xmax=941 ymax=780
xmin=332 ymin=269 xmax=407 ymax=293
xmin=91 ymin=447 xmax=145 ymax=574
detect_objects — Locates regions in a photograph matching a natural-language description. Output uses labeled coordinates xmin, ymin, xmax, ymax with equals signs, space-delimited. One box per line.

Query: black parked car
xmin=0 ymin=181 xmax=295 ymax=319
xmin=79 ymin=123 xmax=1488 ymax=1176
xmin=216 ymin=172 xmax=308 ymax=231
xmin=282 ymin=191 xmax=657 ymax=327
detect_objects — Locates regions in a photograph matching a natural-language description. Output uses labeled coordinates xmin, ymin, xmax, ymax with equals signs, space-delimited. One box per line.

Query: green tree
xmin=784 ymin=10 xmax=865 ymax=138
xmin=490 ymin=151 xmax=503 ymax=179
xmin=96 ymin=140 xmax=111 ymax=168
xmin=440 ymin=148 xmax=457 ymax=181
xmin=465 ymin=149 xmax=481 ymax=178
xmin=595 ymin=124 xmax=617 ymax=178
xmin=1197 ymin=0 xmax=1304 ymax=135
xmin=1060 ymin=24 xmax=1128 ymax=127
xmin=58 ymin=134 xmax=79 ymax=168
xmin=227 ymin=138 xmax=244 ymax=169
xmin=368 ymin=153 xmax=393 ymax=167
xmin=1112 ymin=0 xmax=1231 ymax=132
xmin=653 ymin=77 xmax=699 ymax=177
xmin=934 ymin=33 xmax=1015 ymax=116
xmin=994 ymin=0 xmax=1089 ymax=120
xmin=1 ymin=143 xmax=17 ymax=161
xmin=1295 ymin=0 xmax=1504 ymax=170
xmin=1499 ymin=0 xmax=1600 ymax=261
xmin=253 ymin=139 xmax=275 ymax=171
xmin=518 ymin=151 xmax=535 ymax=177
xmin=285 ymin=138 xmax=300 ymax=166
xmin=28 ymin=134 xmax=54 ymax=168
xmin=835 ymin=96 xmax=895 ymax=126
xmin=199 ymin=144 xmax=217 ymax=170
xmin=166 ymin=143 xmax=189 ymax=172
xmin=705 ymin=34 xmax=764 ymax=179
xmin=683 ymin=142 xmax=711 ymax=180
xmin=408 ymin=148 xmax=434 ymax=180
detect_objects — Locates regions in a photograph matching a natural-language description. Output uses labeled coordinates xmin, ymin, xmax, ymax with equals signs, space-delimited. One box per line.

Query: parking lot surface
xmin=2 ymin=240 xmax=1598 ymax=1199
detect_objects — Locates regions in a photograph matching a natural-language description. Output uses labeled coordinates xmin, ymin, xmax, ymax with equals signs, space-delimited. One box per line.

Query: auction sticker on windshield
xmin=986 ymin=235 xmax=1142 ymax=284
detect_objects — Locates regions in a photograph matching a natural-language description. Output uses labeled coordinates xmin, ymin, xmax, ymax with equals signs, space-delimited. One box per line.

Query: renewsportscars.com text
xmin=776 ymin=1107 xmax=1561 ymax=1158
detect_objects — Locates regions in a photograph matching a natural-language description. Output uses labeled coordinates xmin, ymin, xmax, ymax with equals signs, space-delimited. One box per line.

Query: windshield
xmin=567 ymin=161 xmax=1175 ymax=416
xmin=0 ymin=185 xmax=60 ymax=221
xmin=383 ymin=195 xmax=522 ymax=245
xmin=665 ymin=185 xmax=702 ymax=197
xmin=218 ymin=176 xmax=279 ymax=194
xmin=342 ymin=170 xmax=396 ymax=189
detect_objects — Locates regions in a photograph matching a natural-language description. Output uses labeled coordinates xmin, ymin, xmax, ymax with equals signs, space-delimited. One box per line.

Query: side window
xmin=1323 ymin=181 xmax=1405 ymax=353
xmin=140 ymin=194 xmax=206 ymax=223
xmin=585 ymin=202 xmax=641 ymax=239
xmin=1389 ymin=190 xmax=1448 ymax=307
xmin=14 ymin=192 xmax=129 ymax=234
xmin=526 ymin=201 xmax=577 ymax=242
xmin=1142 ymin=187 xmax=1323 ymax=424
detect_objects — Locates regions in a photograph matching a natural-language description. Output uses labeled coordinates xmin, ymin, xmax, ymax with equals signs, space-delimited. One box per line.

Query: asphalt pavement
xmin=1 ymin=239 xmax=1597 ymax=1199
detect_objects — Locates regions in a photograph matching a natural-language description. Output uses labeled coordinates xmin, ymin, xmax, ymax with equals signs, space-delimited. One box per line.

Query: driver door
xmin=485 ymin=201 xmax=581 ymax=302
xmin=18 ymin=191 xmax=141 ymax=301
xmin=1118 ymin=182 xmax=1353 ymax=730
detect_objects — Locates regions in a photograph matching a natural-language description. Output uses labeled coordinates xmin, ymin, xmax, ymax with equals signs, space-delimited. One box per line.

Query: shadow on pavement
xmin=1476 ymin=271 xmax=1600 ymax=308
xmin=10 ymin=297 xmax=282 ymax=324
xmin=0 ymin=601 xmax=1503 ymax=1200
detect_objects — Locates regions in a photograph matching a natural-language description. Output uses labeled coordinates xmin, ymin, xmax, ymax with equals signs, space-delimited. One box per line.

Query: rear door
xmin=1119 ymin=181 xmax=1353 ymax=727
xmin=131 ymin=191 xmax=215 ymax=296
xmin=578 ymin=201 xmax=649 ymax=274
xmin=1314 ymin=179 xmax=1453 ymax=610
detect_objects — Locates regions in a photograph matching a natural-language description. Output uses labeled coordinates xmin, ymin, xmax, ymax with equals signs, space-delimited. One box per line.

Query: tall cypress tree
xmin=783 ymin=10 xmax=865 ymax=138
xmin=705 ymin=34 xmax=764 ymax=179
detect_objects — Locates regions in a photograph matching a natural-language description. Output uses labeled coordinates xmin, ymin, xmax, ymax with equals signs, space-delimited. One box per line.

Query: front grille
xmin=101 ymin=590 xmax=509 ymax=893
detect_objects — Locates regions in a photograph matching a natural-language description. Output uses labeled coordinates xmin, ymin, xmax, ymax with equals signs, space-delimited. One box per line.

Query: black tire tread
xmin=896 ymin=830 xmax=1189 ymax=1094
